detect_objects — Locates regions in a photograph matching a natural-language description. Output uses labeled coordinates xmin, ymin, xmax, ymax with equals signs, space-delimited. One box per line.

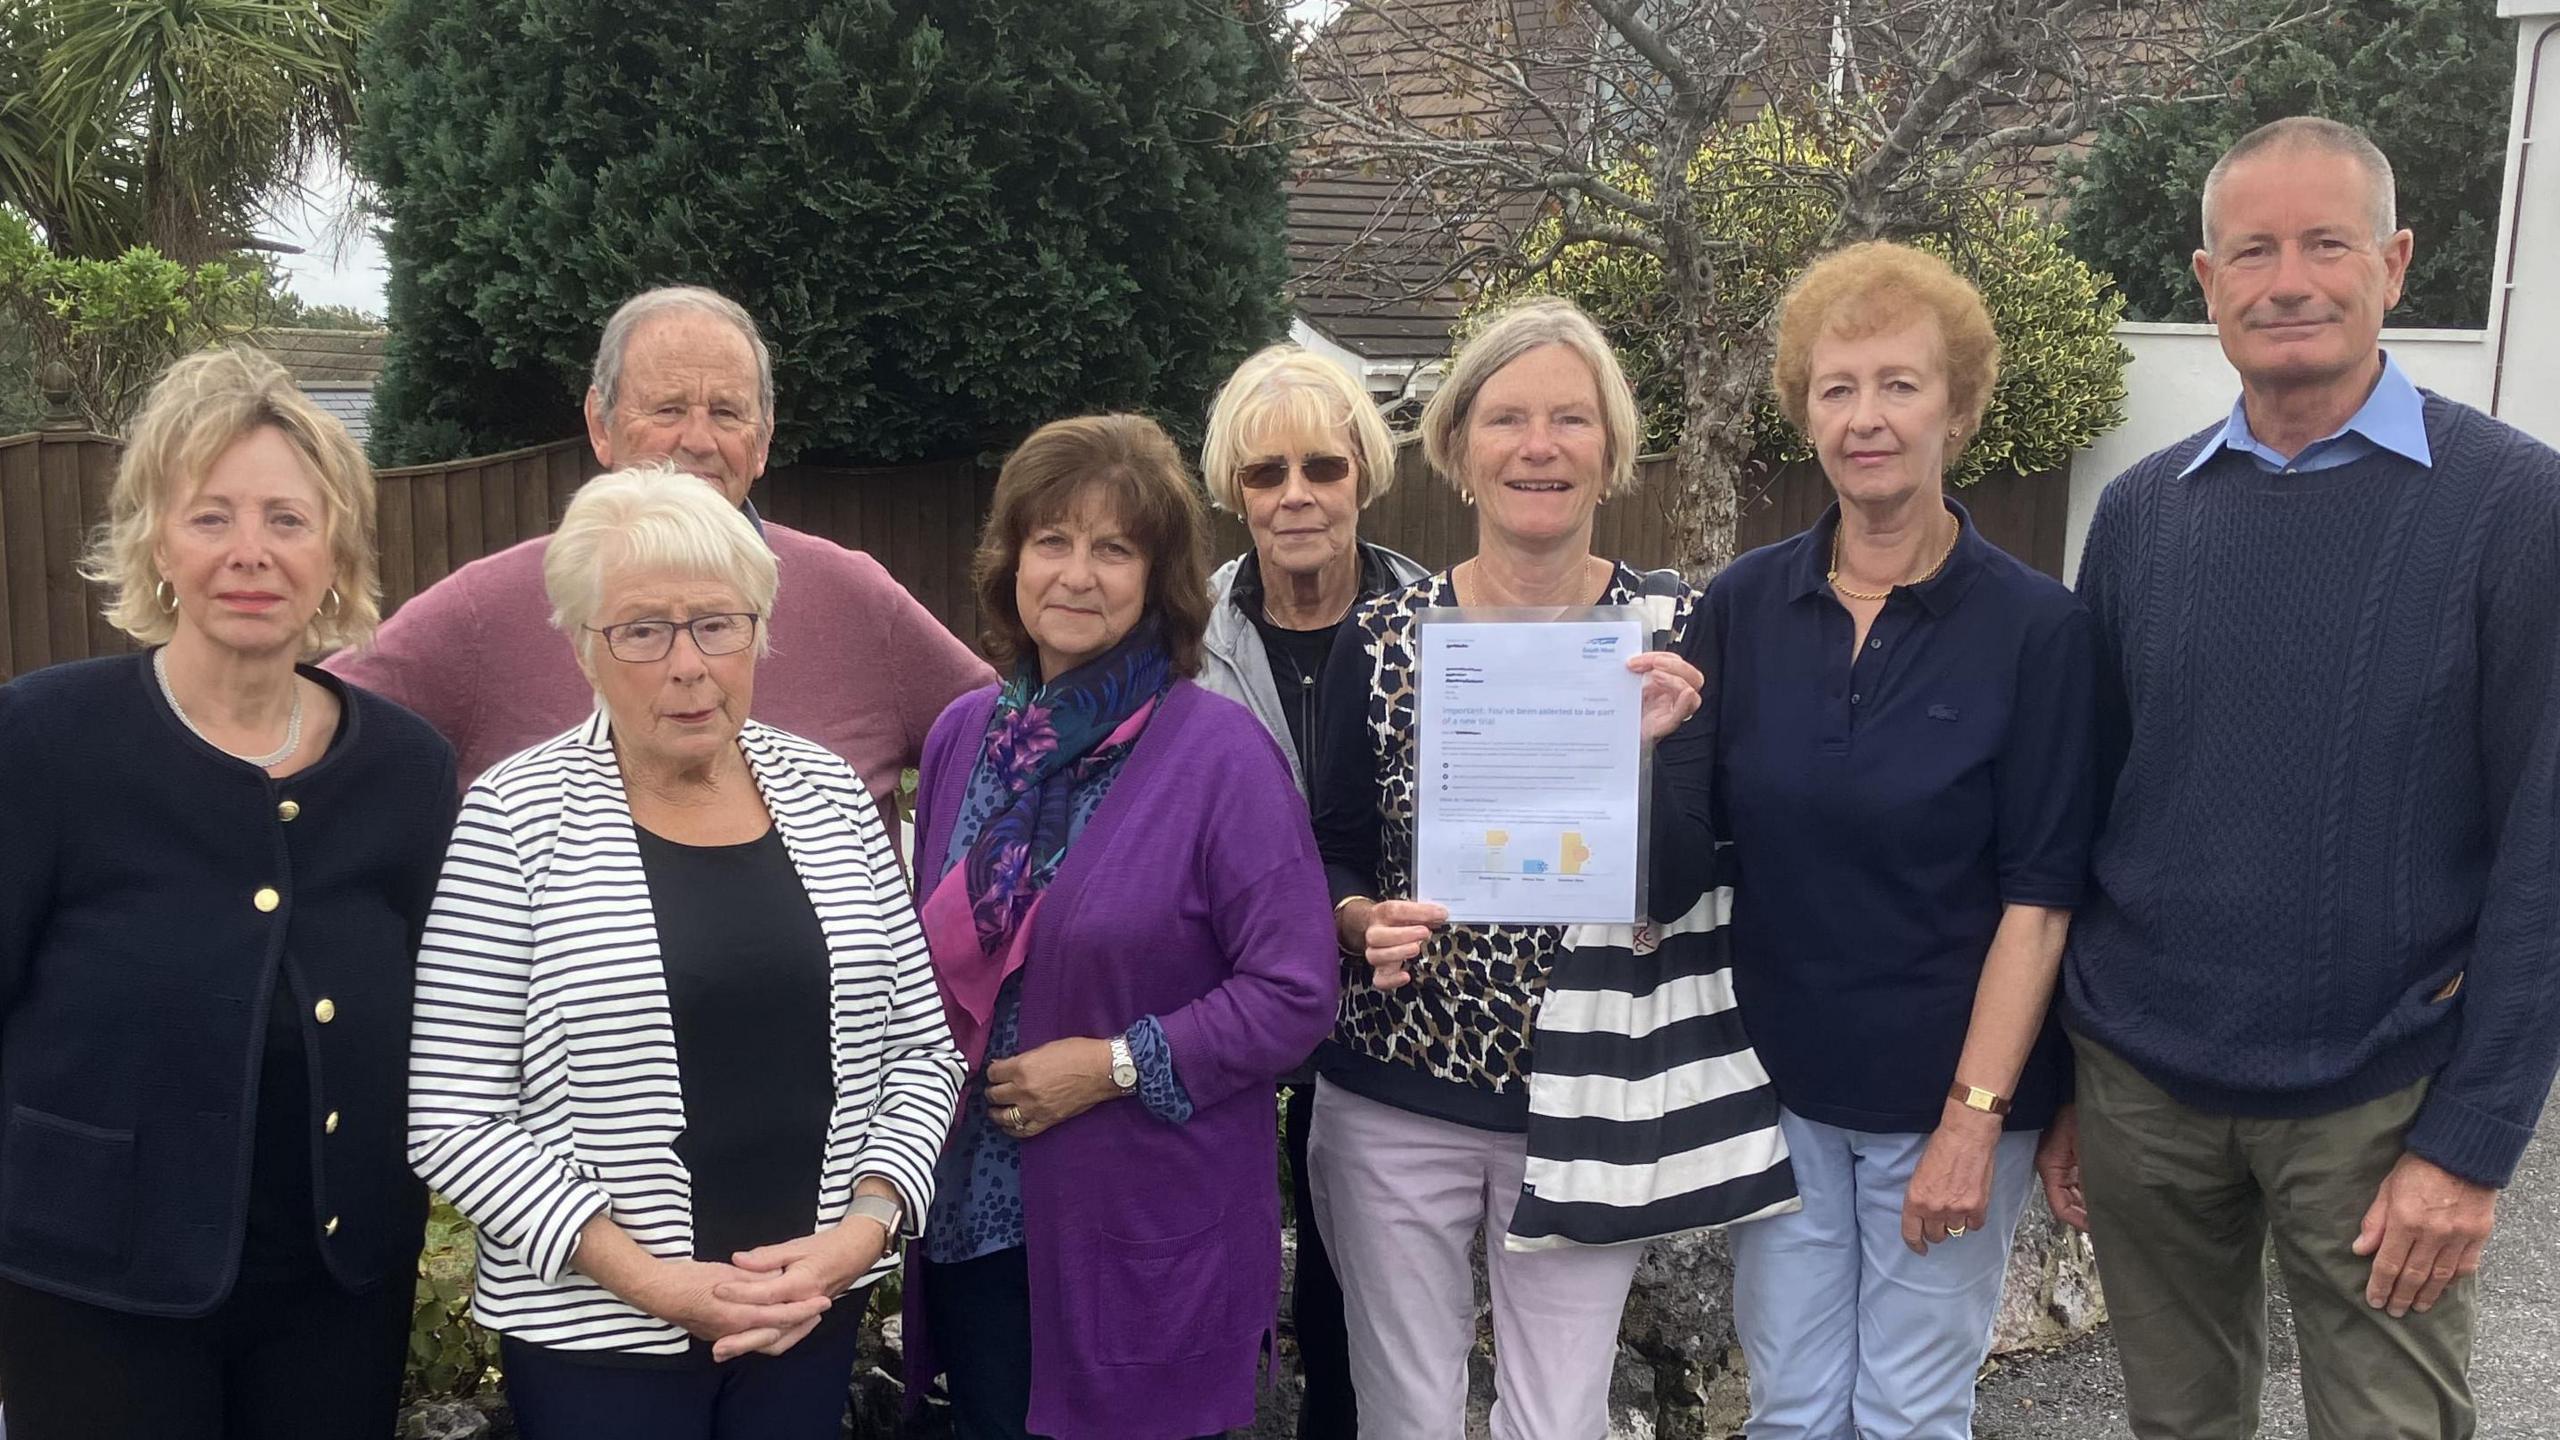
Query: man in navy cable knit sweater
xmin=2039 ymin=117 xmax=2560 ymax=1440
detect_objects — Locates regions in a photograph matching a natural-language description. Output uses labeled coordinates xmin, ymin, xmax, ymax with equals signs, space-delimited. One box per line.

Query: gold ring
xmin=1003 ymin=1105 xmax=1027 ymax=1131
xmin=1947 ymin=1225 xmax=1969 ymax=1237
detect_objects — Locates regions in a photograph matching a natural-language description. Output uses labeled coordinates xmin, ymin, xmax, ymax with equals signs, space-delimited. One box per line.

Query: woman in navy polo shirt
xmin=1701 ymin=242 xmax=2099 ymax=1440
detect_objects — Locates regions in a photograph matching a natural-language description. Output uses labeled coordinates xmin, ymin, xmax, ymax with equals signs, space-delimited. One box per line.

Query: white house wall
xmin=2490 ymin=2 xmax=2558 ymax=448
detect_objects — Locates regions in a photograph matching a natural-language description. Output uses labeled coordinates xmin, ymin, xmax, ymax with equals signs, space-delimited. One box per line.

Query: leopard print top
xmin=1333 ymin=562 xmax=1699 ymax=1096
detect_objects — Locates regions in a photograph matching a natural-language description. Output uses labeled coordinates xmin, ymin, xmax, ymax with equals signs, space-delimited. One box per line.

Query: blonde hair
xmin=543 ymin=466 xmax=780 ymax=666
xmin=1770 ymin=241 xmax=2001 ymax=445
xmin=1420 ymin=297 xmax=1643 ymax=499
xmin=1199 ymin=345 xmax=1399 ymax=512
xmin=83 ymin=346 xmax=381 ymax=652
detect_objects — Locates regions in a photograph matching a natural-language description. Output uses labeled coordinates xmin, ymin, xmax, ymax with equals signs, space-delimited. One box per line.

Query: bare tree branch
xmin=1286 ymin=0 xmax=2245 ymax=570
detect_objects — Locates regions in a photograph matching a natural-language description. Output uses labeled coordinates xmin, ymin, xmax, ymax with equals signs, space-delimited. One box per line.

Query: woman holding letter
xmin=1703 ymin=242 xmax=2098 ymax=1440
xmin=1305 ymin=297 xmax=1730 ymax=1437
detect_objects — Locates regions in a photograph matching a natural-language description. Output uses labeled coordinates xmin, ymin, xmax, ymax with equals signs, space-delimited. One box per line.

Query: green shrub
xmin=1468 ymin=110 xmax=2129 ymax=487
xmin=357 ymin=0 xmax=1294 ymax=467
xmin=0 ymin=207 xmax=260 ymax=431
xmin=404 ymin=1195 xmax=499 ymax=1402
xmin=2061 ymin=0 xmax=2509 ymax=328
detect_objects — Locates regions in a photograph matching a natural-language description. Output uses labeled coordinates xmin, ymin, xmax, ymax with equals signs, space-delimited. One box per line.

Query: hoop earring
xmin=320 ymin=586 xmax=343 ymax=618
xmin=154 ymin=579 xmax=177 ymax=614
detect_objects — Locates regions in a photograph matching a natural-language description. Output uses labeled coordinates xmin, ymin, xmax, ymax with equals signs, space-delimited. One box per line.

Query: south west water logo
xmin=1580 ymin=635 xmax=1623 ymax=661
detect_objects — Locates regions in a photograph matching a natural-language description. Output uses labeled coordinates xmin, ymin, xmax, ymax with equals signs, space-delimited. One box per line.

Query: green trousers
xmin=2074 ymin=1037 xmax=2476 ymax=1440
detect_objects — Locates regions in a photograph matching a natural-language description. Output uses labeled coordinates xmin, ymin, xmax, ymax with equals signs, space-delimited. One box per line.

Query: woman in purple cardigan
xmin=902 ymin=413 xmax=1340 ymax=1439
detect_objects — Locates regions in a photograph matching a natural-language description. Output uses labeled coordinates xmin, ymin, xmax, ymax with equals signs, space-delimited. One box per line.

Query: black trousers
xmin=0 ymin=1269 xmax=410 ymax=1440
xmin=1284 ymin=1082 xmax=1357 ymax=1440
xmin=925 ymin=1246 xmax=1225 ymax=1440
xmin=499 ymin=1320 xmax=864 ymax=1440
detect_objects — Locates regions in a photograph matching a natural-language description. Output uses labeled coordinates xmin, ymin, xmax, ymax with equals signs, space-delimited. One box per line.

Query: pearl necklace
xmin=154 ymin=647 xmax=302 ymax=769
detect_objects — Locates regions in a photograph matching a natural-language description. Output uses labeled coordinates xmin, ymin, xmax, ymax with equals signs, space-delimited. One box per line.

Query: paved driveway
xmin=1977 ymin=1086 xmax=2560 ymax=1438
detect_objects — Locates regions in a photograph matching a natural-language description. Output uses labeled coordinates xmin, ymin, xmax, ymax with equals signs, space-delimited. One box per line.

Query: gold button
xmin=313 ymin=998 xmax=336 ymax=1024
xmin=253 ymin=887 xmax=280 ymax=913
xmin=324 ymin=1216 xmax=340 ymax=1237
xmin=277 ymin=799 xmax=301 ymax=822
xmin=323 ymin=1110 xmax=340 ymax=1135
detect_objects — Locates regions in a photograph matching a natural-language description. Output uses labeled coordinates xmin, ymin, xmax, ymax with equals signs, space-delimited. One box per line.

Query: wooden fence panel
xmin=40 ymin=435 xmax=87 ymax=662
xmin=375 ymin=471 xmax=415 ymax=612
xmin=1 ymin=437 xmax=53 ymax=676
xmin=79 ymin=452 xmax=119 ymax=660
xmin=2 ymin=428 xmax=2066 ymax=682
xmin=0 ymin=432 xmax=130 ymax=679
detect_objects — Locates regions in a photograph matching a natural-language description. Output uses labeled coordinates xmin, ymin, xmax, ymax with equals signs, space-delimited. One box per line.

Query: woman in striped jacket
xmin=406 ymin=467 xmax=964 ymax=1440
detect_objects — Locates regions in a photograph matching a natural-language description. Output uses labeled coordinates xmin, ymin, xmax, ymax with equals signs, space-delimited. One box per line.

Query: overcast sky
xmin=268 ymin=0 xmax=1344 ymax=323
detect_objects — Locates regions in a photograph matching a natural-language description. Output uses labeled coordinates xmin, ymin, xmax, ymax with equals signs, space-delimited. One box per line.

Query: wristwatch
xmin=1108 ymin=1034 xmax=1139 ymax=1095
xmin=847 ymin=1193 xmax=902 ymax=1235
xmin=1949 ymin=1081 xmax=2013 ymax=1116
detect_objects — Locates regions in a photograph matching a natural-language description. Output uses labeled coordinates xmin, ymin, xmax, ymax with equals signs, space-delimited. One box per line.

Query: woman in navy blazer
xmin=0 ymin=349 xmax=456 ymax=1439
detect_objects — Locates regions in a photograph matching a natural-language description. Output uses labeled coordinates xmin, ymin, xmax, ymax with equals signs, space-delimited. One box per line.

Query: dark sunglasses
xmin=1237 ymin=454 xmax=1354 ymax=489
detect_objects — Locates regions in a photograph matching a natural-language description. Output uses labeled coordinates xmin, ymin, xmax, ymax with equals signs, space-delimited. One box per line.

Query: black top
xmin=0 ymin=654 xmax=455 ymax=1316
xmin=1227 ymin=548 xmax=1386 ymax=782
xmin=1247 ymin=607 xmax=1343 ymax=772
xmin=1705 ymin=500 xmax=2097 ymax=1133
xmin=634 ymin=825 xmax=835 ymax=1265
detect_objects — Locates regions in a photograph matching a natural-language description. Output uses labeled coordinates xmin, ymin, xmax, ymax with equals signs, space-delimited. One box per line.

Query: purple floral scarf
xmin=921 ymin=616 xmax=1171 ymax=1069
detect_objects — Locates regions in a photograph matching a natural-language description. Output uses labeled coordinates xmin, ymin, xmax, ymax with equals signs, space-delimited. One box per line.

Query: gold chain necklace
xmin=1828 ymin=511 xmax=1958 ymax=603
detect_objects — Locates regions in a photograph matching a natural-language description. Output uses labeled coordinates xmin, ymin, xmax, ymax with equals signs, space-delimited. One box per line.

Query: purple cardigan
xmin=901 ymin=679 xmax=1338 ymax=1438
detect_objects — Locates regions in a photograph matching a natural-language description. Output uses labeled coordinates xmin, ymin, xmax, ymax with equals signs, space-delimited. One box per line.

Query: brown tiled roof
xmin=248 ymin=327 xmax=388 ymax=387
xmin=1287 ymin=171 xmax=1468 ymax=363
xmin=1285 ymin=0 xmax=1587 ymax=364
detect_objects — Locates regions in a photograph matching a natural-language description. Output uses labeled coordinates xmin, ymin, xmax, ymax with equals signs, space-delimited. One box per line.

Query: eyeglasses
xmin=1237 ymin=454 xmax=1354 ymax=490
xmin=586 ymin=613 xmax=760 ymax=663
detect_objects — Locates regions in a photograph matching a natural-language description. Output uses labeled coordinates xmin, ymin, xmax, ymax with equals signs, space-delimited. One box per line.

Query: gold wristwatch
xmin=1949 ymin=1082 xmax=2013 ymax=1116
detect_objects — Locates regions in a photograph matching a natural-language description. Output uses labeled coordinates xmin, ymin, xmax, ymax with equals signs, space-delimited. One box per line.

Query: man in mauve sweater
xmin=327 ymin=287 xmax=991 ymax=803
xmin=2043 ymin=117 xmax=2560 ymax=1439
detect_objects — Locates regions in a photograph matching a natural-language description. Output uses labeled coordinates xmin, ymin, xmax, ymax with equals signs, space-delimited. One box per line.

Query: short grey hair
xmin=1420 ymin=297 xmax=1643 ymax=499
xmin=544 ymin=464 xmax=780 ymax=667
xmin=589 ymin=286 xmax=776 ymax=431
xmin=2202 ymin=116 xmax=2398 ymax=250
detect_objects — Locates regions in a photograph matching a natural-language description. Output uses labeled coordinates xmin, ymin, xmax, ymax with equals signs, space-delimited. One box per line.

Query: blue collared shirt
xmin=2178 ymin=351 xmax=2433 ymax=478
xmin=1699 ymin=500 xmax=2101 ymax=1133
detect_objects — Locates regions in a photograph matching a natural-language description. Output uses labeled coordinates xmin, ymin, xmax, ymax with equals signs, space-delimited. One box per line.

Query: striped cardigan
xmin=405 ymin=713 xmax=964 ymax=1354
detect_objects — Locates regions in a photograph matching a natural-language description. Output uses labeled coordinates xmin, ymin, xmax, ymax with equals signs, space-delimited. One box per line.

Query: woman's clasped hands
xmin=631 ymin=1216 xmax=894 ymax=1362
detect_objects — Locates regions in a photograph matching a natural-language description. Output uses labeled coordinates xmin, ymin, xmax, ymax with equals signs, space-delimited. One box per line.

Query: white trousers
xmin=1307 ymin=1078 xmax=1647 ymax=1440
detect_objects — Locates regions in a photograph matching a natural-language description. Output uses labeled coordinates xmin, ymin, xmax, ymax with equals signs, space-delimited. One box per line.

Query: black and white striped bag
xmin=1506 ymin=875 xmax=1799 ymax=1250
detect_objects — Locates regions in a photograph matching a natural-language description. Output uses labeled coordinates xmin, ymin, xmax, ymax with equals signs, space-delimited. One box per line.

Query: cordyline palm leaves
xmin=0 ymin=0 xmax=134 ymax=255
xmin=7 ymin=0 xmax=376 ymax=260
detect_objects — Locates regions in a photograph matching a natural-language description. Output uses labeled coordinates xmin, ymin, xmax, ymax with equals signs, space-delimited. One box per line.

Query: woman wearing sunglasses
xmin=405 ymin=466 xmax=963 ymax=1440
xmin=1194 ymin=344 xmax=1424 ymax=1439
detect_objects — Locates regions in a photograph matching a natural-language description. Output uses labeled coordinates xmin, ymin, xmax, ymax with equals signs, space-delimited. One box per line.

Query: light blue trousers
xmin=1729 ymin=1106 xmax=2041 ymax=1440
